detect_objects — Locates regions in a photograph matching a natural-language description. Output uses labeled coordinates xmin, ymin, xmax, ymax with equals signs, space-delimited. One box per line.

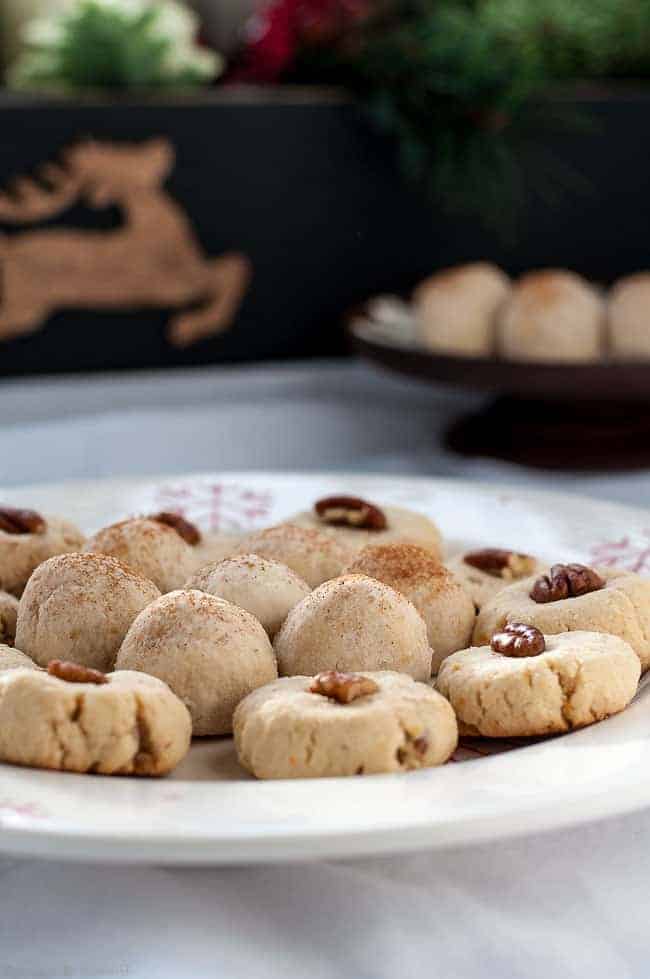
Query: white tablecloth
xmin=1 ymin=359 xmax=650 ymax=979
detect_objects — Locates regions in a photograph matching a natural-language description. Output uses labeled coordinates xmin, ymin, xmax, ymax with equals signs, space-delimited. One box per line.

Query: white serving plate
xmin=1 ymin=471 xmax=650 ymax=865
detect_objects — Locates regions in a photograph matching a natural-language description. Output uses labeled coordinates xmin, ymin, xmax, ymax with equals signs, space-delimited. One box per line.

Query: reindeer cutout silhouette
xmin=0 ymin=138 xmax=251 ymax=347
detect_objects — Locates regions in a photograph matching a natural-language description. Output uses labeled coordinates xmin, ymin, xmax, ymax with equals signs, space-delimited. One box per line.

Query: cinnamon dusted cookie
xmin=235 ymin=523 xmax=353 ymax=588
xmin=608 ymin=273 xmax=650 ymax=360
xmin=288 ymin=497 xmax=443 ymax=560
xmin=473 ymin=564 xmax=650 ymax=670
xmin=497 ymin=270 xmax=604 ymax=363
xmin=0 ymin=591 xmax=19 ymax=646
xmin=274 ymin=574 xmax=432 ymax=681
xmin=437 ymin=628 xmax=640 ymax=737
xmin=0 ymin=505 xmax=85 ymax=597
xmin=344 ymin=544 xmax=475 ymax=673
xmin=234 ymin=670 xmax=458 ymax=779
xmin=447 ymin=547 xmax=541 ymax=610
xmin=0 ymin=662 xmax=191 ymax=775
xmin=84 ymin=512 xmax=202 ymax=593
xmin=16 ymin=552 xmax=161 ymax=672
xmin=192 ymin=532 xmax=242 ymax=571
xmin=186 ymin=553 xmax=311 ymax=638
xmin=116 ymin=589 xmax=278 ymax=735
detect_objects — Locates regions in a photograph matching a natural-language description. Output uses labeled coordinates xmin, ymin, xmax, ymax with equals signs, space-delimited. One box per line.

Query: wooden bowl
xmin=349 ymin=315 xmax=650 ymax=402
xmin=348 ymin=306 xmax=650 ymax=470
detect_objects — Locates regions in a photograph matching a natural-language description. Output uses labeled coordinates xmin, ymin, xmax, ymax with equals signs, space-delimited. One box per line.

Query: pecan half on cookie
xmin=150 ymin=511 xmax=202 ymax=546
xmin=309 ymin=670 xmax=379 ymax=704
xmin=314 ymin=496 xmax=387 ymax=531
xmin=47 ymin=659 xmax=108 ymax=685
xmin=530 ymin=564 xmax=604 ymax=603
xmin=464 ymin=548 xmax=536 ymax=580
xmin=490 ymin=622 xmax=546 ymax=657
xmin=0 ymin=507 xmax=46 ymax=535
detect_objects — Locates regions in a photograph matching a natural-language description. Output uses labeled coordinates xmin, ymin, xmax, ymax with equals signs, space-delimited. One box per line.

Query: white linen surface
xmin=1 ymin=359 xmax=650 ymax=979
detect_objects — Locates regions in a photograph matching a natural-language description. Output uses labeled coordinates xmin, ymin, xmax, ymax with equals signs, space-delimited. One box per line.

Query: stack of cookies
xmin=0 ymin=493 xmax=645 ymax=781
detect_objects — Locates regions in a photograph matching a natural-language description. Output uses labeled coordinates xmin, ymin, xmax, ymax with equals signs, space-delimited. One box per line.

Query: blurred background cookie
xmin=413 ymin=262 xmax=510 ymax=356
xmin=608 ymin=273 xmax=650 ymax=359
xmin=497 ymin=270 xmax=604 ymax=363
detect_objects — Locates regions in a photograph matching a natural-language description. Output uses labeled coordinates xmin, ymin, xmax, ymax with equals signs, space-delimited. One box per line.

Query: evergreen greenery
xmin=294 ymin=0 xmax=650 ymax=227
xmin=10 ymin=0 xmax=221 ymax=92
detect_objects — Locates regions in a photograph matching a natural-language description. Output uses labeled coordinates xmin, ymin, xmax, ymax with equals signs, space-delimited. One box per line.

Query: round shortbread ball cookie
xmin=497 ymin=270 xmax=604 ymax=363
xmin=235 ymin=524 xmax=353 ymax=589
xmin=289 ymin=499 xmax=443 ymax=560
xmin=84 ymin=516 xmax=199 ymax=593
xmin=447 ymin=548 xmax=542 ymax=611
xmin=413 ymin=262 xmax=510 ymax=356
xmin=608 ymin=273 xmax=650 ymax=359
xmin=116 ymin=589 xmax=278 ymax=736
xmin=0 ymin=666 xmax=191 ymax=775
xmin=0 ymin=509 xmax=85 ymax=597
xmin=186 ymin=554 xmax=311 ymax=638
xmin=0 ymin=591 xmax=19 ymax=646
xmin=191 ymin=532 xmax=242 ymax=571
xmin=234 ymin=671 xmax=458 ymax=779
xmin=274 ymin=574 xmax=432 ymax=681
xmin=437 ymin=631 xmax=640 ymax=738
xmin=344 ymin=544 xmax=475 ymax=673
xmin=473 ymin=566 xmax=650 ymax=671
xmin=0 ymin=644 xmax=37 ymax=674
xmin=16 ymin=552 xmax=161 ymax=672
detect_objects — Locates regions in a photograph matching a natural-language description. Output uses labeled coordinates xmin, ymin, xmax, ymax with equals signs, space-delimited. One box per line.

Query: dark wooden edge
xmin=3 ymin=79 xmax=650 ymax=110
xmin=0 ymin=85 xmax=350 ymax=110
xmin=349 ymin=325 xmax=650 ymax=403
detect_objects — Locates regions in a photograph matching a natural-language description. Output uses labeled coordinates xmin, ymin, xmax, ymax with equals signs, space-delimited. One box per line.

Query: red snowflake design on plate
xmin=152 ymin=481 xmax=274 ymax=534
xmin=589 ymin=531 xmax=650 ymax=575
xmin=0 ymin=798 xmax=48 ymax=820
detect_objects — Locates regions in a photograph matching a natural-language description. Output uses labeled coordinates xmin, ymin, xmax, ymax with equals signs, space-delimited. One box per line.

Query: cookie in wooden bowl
xmin=608 ymin=272 xmax=650 ymax=360
xmin=497 ymin=269 xmax=604 ymax=363
xmin=413 ymin=262 xmax=510 ymax=356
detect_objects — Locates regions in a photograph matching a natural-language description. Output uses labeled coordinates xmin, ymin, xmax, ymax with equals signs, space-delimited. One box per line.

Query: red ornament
xmin=229 ymin=0 xmax=373 ymax=83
